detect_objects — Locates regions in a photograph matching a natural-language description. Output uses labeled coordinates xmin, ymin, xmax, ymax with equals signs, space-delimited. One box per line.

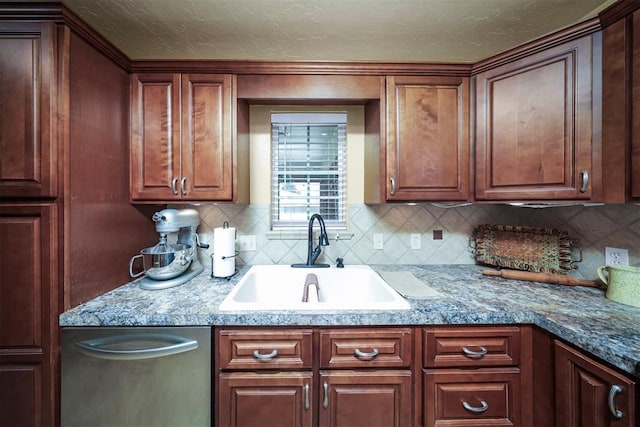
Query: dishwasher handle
xmin=75 ymin=333 xmax=199 ymax=360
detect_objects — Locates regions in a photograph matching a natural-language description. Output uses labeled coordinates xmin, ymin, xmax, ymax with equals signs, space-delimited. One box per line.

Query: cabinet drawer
xmin=424 ymin=326 xmax=520 ymax=367
xmin=319 ymin=328 xmax=412 ymax=368
xmin=423 ymin=368 xmax=521 ymax=426
xmin=218 ymin=329 xmax=313 ymax=370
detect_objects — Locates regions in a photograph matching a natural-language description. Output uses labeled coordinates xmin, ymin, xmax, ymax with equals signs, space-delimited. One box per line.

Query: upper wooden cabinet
xmin=475 ymin=34 xmax=600 ymax=201
xmin=601 ymin=5 xmax=640 ymax=202
xmin=130 ymin=73 xmax=235 ymax=202
xmin=633 ymin=11 xmax=640 ymax=199
xmin=385 ymin=76 xmax=470 ymax=201
xmin=0 ymin=22 xmax=57 ymax=199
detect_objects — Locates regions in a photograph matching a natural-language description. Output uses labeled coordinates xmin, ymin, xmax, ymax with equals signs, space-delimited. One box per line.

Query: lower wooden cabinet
xmin=422 ymin=327 xmax=523 ymax=427
xmin=555 ymin=340 xmax=637 ymax=427
xmin=216 ymin=327 xmax=413 ymax=427
xmin=0 ymin=204 xmax=57 ymax=427
xmin=215 ymin=326 xmax=638 ymax=427
xmin=319 ymin=370 xmax=412 ymax=427
xmin=218 ymin=371 xmax=313 ymax=427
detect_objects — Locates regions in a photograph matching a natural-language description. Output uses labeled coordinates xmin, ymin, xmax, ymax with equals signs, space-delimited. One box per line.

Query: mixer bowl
xmin=129 ymin=244 xmax=193 ymax=281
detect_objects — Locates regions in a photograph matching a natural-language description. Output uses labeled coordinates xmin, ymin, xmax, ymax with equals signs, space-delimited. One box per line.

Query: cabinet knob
xmin=608 ymin=384 xmax=624 ymax=419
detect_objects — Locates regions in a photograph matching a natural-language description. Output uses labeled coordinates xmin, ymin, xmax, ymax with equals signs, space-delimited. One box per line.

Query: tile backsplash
xmin=180 ymin=203 xmax=640 ymax=280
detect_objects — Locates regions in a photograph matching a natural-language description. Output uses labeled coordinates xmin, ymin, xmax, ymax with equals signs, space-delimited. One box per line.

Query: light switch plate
xmin=410 ymin=233 xmax=421 ymax=250
xmin=605 ymin=247 xmax=629 ymax=266
xmin=373 ymin=233 xmax=384 ymax=250
xmin=237 ymin=235 xmax=257 ymax=251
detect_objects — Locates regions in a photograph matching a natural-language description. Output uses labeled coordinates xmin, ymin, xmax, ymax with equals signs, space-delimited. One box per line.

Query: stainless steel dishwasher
xmin=61 ymin=327 xmax=211 ymax=427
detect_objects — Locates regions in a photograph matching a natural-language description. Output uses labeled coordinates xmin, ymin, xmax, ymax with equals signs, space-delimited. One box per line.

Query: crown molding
xmin=599 ymin=0 xmax=640 ymax=28
xmin=472 ymin=18 xmax=601 ymax=75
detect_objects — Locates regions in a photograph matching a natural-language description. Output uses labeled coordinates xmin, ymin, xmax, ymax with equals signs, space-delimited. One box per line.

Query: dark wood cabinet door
xmin=319 ymin=370 xmax=412 ymax=427
xmin=0 ymin=204 xmax=57 ymax=427
xmin=386 ymin=76 xmax=470 ymax=201
xmin=130 ymin=73 xmax=181 ymax=200
xmin=632 ymin=10 xmax=640 ymax=198
xmin=181 ymin=74 xmax=234 ymax=200
xmin=555 ymin=341 xmax=636 ymax=427
xmin=0 ymin=23 xmax=56 ymax=199
xmin=475 ymin=35 xmax=596 ymax=200
xmin=601 ymin=7 xmax=640 ymax=202
xmin=218 ymin=371 xmax=313 ymax=427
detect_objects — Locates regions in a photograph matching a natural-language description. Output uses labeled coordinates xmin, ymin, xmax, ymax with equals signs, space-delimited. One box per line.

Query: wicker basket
xmin=471 ymin=224 xmax=580 ymax=275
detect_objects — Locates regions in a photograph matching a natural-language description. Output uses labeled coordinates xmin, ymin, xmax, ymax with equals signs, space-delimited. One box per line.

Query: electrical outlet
xmin=236 ymin=235 xmax=257 ymax=251
xmin=373 ymin=233 xmax=384 ymax=250
xmin=410 ymin=233 xmax=422 ymax=250
xmin=605 ymin=247 xmax=629 ymax=266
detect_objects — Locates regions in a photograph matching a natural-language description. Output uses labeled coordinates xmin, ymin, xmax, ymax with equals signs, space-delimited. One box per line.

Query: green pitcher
xmin=597 ymin=265 xmax=640 ymax=308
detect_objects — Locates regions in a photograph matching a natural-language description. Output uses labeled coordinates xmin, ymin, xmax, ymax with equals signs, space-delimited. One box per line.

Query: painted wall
xmin=248 ymin=104 xmax=365 ymax=205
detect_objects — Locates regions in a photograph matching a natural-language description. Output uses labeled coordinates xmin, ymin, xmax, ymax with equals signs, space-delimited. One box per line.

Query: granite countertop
xmin=59 ymin=264 xmax=640 ymax=377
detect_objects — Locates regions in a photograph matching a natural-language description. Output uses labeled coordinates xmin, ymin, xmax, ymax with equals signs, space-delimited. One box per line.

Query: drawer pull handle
xmin=180 ymin=177 xmax=187 ymax=195
xmin=171 ymin=177 xmax=179 ymax=195
xmin=354 ymin=348 xmax=379 ymax=359
xmin=323 ymin=381 xmax=329 ymax=409
xmin=462 ymin=399 xmax=489 ymax=413
xmin=608 ymin=384 xmax=624 ymax=419
xmin=462 ymin=346 xmax=488 ymax=358
xmin=253 ymin=349 xmax=278 ymax=360
xmin=580 ymin=169 xmax=589 ymax=193
xmin=390 ymin=177 xmax=397 ymax=196
xmin=304 ymin=383 xmax=310 ymax=411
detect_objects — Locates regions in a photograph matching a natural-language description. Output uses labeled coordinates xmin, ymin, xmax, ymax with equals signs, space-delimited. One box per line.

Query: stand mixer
xmin=132 ymin=208 xmax=207 ymax=290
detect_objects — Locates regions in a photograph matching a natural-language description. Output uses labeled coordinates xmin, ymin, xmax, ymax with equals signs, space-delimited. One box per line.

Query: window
xmin=271 ymin=112 xmax=347 ymax=229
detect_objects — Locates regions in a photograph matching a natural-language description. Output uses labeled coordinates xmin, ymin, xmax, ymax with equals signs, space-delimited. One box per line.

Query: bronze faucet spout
xmin=302 ymin=273 xmax=320 ymax=302
xmin=291 ymin=213 xmax=330 ymax=268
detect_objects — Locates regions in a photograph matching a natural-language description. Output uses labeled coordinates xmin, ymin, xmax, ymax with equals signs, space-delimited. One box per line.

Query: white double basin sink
xmin=218 ymin=265 xmax=411 ymax=311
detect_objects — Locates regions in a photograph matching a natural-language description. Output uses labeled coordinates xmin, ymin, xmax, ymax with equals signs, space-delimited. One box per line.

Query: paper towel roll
xmin=213 ymin=226 xmax=236 ymax=277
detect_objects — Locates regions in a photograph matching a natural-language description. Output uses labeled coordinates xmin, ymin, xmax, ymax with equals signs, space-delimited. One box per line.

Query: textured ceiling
xmin=62 ymin=0 xmax=617 ymax=63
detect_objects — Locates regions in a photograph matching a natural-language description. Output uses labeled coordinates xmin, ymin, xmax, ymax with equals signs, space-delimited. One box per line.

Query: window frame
xmin=270 ymin=112 xmax=348 ymax=230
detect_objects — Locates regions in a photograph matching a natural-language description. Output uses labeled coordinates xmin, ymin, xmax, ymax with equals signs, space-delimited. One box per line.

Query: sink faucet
xmin=292 ymin=213 xmax=330 ymax=268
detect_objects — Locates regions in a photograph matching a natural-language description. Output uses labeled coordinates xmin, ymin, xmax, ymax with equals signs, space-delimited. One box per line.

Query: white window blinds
xmin=271 ymin=113 xmax=347 ymax=229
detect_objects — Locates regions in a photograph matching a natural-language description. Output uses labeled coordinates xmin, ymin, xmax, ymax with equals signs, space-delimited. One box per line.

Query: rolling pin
xmin=482 ymin=269 xmax=604 ymax=288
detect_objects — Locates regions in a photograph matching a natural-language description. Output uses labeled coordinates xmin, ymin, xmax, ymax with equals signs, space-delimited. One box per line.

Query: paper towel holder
xmin=210 ymin=222 xmax=239 ymax=279
xmin=210 ymin=251 xmax=239 ymax=279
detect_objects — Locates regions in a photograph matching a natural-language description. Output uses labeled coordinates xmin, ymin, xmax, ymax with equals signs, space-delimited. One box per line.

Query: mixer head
xmin=152 ymin=209 xmax=200 ymax=233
